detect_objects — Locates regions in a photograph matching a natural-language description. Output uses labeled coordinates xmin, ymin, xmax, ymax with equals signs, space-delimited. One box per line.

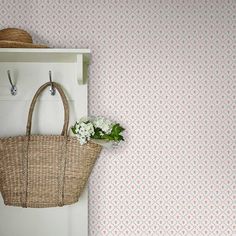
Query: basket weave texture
xmin=0 ymin=82 xmax=102 ymax=208
xmin=0 ymin=28 xmax=48 ymax=48
xmin=0 ymin=28 xmax=33 ymax=43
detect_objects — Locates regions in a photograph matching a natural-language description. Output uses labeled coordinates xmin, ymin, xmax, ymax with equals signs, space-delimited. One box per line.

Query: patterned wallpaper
xmin=0 ymin=0 xmax=235 ymax=235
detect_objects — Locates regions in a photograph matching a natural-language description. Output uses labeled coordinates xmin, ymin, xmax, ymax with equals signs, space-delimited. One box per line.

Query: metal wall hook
xmin=7 ymin=70 xmax=17 ymax=96
xmin=49 ymin=70 xmax=56 ymax=96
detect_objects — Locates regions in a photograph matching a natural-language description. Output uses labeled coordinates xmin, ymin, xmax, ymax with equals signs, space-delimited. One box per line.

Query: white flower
xmin=93 ymin=117 xmax=113 ymax=134
xmin=74 ymin=120 xmax=95 ymax=145
xmin=79 ymin=116 xmax=89 ymax=123
xmin=72 ymin=116 xmax=123 ymax=146
xmin=79 ymin=137 xmax=87 ymax=145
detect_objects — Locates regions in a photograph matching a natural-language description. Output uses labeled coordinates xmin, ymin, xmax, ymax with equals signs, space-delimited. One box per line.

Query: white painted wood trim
xmin=0 ymin=48 xmax=90 ymax=63
xmin=0 ymin=48 xmax=91 ymax=236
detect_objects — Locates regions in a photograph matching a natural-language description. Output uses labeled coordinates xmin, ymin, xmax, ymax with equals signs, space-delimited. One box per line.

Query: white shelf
xmin=0 ymin=48 xmax=90 ymax=63
xmin=0 ymin=48 xmax=91 ymax=84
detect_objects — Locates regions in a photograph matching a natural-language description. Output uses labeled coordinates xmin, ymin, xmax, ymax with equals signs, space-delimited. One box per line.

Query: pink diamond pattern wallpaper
xmin=0 ymin=0 xmax=235 ymax=235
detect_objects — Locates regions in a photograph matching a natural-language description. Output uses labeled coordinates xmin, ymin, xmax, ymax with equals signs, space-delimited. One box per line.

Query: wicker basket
xmin=0 ymin=28 xmax=48 ymax=48
xmin=0 ymin=82 xmax=102 ymax=208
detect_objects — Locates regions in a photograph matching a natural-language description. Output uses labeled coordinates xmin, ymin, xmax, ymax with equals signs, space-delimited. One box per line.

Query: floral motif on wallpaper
xmin=0 ymin=0 xmax=235 ymax=235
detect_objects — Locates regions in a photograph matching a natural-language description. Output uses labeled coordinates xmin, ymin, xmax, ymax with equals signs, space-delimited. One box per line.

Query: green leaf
xmin=113 ymin=134 xmax=124 ymax=141
xmin=92 ymin=133 xmax=101 ymax=139
xmin=91 ymin=127 xmax=104 ymax=139
xmin=71 ymin=126 xmax=77 ymax=134
xmin=90 ymin=122 xmax=125 ymax=143
xmin=110 ymin=124 xmax=125 ymax=136
xmin=101 ymin=134 xmax=114 ymax=141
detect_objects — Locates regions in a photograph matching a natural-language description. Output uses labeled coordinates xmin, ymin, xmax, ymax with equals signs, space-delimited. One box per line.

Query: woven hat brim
xmin=0 ymin=40 xmax=48 ymax=48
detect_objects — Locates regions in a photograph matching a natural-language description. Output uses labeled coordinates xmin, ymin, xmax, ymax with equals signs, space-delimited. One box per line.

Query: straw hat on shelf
xmin=0 ymin=28 xmax=48 ymax=48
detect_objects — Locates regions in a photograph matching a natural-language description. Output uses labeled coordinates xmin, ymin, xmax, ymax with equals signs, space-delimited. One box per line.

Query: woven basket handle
xmin=26 ymin=82 xmax=69 ymax=137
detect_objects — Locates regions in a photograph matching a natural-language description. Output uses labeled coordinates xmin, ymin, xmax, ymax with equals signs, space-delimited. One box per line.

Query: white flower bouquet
xmin=71 ymin=117 xmax=125 ymax=148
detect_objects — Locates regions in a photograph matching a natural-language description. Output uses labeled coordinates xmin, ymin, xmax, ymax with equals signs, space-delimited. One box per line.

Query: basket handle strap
xmin=26 ymin=82 xmax=69 ymax=137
